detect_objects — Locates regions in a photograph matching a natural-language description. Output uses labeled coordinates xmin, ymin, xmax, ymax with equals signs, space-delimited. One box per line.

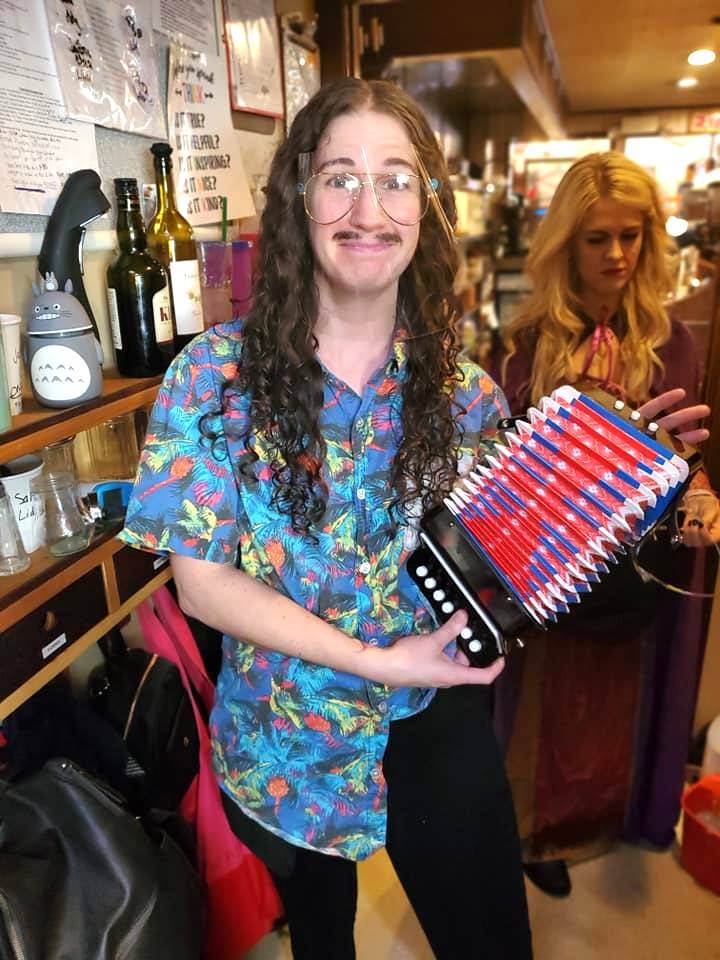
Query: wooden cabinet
xmin=0 ymin=374 xmax=171 ymax=720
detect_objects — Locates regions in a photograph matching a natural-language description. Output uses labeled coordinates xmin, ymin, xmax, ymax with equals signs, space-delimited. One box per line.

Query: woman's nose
xmin=606 ymin=237 xmax=624 ymax=260
xmin=348 ymin=181 xmax=386 ymax=229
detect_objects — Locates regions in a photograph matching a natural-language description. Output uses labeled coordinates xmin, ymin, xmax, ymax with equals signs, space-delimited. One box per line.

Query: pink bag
xmin=137 ymin=586 xmax=283 ymax=959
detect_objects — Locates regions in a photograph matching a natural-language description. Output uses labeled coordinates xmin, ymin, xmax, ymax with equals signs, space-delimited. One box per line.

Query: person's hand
xmin=637 ymin=388 xmax=710 ymax=445
xmin=680 ymin=491 xmax=720 ymax=547
xmin=375 ymin=610 xmax=505 ymax=689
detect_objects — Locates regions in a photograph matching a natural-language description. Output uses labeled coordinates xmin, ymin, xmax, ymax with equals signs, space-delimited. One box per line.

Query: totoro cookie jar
xmin=26 ymin=272 xmax=103 ymax=409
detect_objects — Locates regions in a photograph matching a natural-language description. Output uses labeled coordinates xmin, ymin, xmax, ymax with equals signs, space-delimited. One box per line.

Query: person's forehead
xmin=313 ymin=111 xmax=415 ymax=166
xmin=580 ymin=197 xmax=643 ymax=231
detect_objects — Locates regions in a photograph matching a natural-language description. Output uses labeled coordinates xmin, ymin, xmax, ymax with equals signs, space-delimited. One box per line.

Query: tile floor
xmin=246 ymin=842 xmax=719 ymax=959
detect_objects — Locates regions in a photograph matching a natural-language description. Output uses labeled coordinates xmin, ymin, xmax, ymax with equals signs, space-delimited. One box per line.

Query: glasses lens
xmin=375 ymin=173 xmax=429 ymax=225
xmin=304 ymin=172 xmax=360 ymax=224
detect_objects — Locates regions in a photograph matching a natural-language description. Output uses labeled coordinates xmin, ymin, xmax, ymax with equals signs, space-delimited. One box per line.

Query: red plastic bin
xmin=681 ymin=774 xmax=720 ymax=896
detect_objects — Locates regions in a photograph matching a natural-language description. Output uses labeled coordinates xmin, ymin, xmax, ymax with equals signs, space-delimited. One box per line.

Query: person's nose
xmin=348 ymin=180 xmax=387 ymax=230
xmin=605 ymin=236 xmax=624 ymax=261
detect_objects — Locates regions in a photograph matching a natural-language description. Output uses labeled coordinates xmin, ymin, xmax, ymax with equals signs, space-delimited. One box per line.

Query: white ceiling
xmin=544 ymin=0 xmax=720 ymax=113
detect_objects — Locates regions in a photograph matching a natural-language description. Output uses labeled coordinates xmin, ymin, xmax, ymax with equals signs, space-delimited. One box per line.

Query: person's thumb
xmin=429 ymin=609 xmax=468 ymax=649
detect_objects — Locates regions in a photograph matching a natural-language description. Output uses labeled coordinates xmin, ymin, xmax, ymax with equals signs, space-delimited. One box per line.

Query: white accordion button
xmin=433 ymin=589 xmax=446 ymax=601
xmin=424 ymin=577 xmax=437 ymax=589
xmin=441 ymin=601 xmax=454 ymax=613
xmin=460 ymin=627 xmax=473 ymax=640
xmin=415 ymin=564 xmax=428 ymax=578
xmin=630 ymin=410 xmax=641 ymax=421
xmin=468 ymin=639 xmax=482 ymax=653
xmin=614 ymin=400 xmax=625 ymax=410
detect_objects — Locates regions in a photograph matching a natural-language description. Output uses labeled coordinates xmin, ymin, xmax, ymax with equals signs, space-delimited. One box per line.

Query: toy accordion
xmin=408 ymin=385 xmax=702 ymax=668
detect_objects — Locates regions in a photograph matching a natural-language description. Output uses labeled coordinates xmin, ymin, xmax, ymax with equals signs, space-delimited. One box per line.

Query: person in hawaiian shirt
xmin=120 ymin=78 xmax=535 ymax=959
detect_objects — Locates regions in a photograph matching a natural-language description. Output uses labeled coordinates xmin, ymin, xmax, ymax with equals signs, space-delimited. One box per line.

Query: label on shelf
xmin=152 ymin=286 xmax=174 ymax=345
xmin=42 ymin=632 xmax=67 ymax=660
xmin=169 ymin=259 xmax=204 ymax=335
xmin=106 ymin=288 xmax=122 ymax=350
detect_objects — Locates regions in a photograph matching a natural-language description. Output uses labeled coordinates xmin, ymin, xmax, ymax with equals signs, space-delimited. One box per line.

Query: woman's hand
xmin=680 ymin=491 xmax=720 ymax=547
xmin=637 ymin=388 xmax=710 ymax=445
xmin=379 ymin=610 xmax=505 ymax=689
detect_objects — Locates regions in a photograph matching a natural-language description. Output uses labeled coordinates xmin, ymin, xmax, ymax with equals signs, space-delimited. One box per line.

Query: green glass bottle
xmin=106 ymin=178 xmax=175 ymax=377
xmin=147 ymin=142 xmax=204 ymax=351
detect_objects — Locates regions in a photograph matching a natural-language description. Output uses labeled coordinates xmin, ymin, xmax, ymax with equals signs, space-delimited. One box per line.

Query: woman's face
xmin=572 ymin=197 xmax=644 ymax=301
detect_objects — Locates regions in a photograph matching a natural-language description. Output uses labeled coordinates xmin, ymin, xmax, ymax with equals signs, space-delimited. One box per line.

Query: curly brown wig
xmin=213 ymin=78 xmax=464 ymax=534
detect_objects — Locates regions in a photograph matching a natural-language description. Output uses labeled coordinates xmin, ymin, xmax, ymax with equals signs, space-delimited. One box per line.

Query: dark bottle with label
xmin=106 ymin=178 xmax=175 ymax=377
xmin=147 ymin=142 xmax=204 ymax=351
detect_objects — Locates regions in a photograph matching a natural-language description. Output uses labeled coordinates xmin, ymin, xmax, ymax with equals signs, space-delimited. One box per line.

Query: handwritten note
xmin=0 ymin=0 xmax=98 ymax=216
xmin=168 ymin=45 xmax=254 ymax=225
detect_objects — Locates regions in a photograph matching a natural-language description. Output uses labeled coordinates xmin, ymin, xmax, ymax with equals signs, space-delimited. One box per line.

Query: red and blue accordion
xmin=408 ymin=385 xmax=702 ymax=667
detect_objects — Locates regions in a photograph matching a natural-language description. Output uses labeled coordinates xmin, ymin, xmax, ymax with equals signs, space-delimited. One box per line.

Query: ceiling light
xmin=688 ymin=49 xmax=716 ymax=66
xmin=677 ymin=76 xmax=699 ymax=88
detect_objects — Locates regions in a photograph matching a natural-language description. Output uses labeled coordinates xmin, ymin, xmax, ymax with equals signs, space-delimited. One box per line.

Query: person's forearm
xmin=171 ymin=554 xmax=385 ymax=680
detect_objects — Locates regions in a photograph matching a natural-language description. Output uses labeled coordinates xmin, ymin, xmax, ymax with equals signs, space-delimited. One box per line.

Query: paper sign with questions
xmin=167 ymin=44 xmax=254 ymax=226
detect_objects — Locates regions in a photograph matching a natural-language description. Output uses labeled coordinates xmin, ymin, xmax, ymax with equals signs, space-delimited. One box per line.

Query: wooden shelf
xmin=0 ymin=524 xmax=123 ymax=633
xmin=0 ymin=373 xmax=162 ymax=463
xmin=0 ymin=565 xmax=172 ymax=721
xmin=0 ymin=373 xmax=166 ymax=719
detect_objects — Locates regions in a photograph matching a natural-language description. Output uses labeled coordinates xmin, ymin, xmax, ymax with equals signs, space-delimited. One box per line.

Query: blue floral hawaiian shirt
xmin=119 ymin=320 xmax=508 ymax=860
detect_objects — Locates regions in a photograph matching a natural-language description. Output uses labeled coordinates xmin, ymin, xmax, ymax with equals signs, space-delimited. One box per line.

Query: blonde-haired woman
xmin=490 ymin=151 xmax=719 ymax=897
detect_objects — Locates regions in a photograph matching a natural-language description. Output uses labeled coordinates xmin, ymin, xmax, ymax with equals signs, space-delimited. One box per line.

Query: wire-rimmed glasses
xmin=298 ymin=171 xmax=440 ymax=226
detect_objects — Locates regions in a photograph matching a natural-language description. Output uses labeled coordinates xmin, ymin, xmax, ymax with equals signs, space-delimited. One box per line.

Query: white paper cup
xmin=0 ymin=314 xmax=23 ymax=415
xmin=0 ymin=454 xmax=45 ymax=552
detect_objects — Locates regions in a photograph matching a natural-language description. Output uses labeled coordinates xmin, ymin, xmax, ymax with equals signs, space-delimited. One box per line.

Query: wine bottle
xmin=147 ymin=142 xmax=204 ymax=351
xmin=106 ymin=178 xmax=175 ymax=377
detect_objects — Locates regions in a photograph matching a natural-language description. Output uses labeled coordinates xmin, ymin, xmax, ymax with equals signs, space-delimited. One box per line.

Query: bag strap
xmin=146 ymin=585 xmax=215 ymax=712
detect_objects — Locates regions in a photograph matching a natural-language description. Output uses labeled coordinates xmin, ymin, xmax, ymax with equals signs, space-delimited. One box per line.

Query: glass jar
xmin=41 ymin=437 xmax=77 ymax=479
xmin=32 ymin=472 xmax=93 ymax=557
xmin=86 ymin=413 xmax=140 ymax=480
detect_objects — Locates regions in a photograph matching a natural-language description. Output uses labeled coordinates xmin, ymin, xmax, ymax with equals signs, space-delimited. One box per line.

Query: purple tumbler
xmin=231 ymin=239 xmax=255 ymax=318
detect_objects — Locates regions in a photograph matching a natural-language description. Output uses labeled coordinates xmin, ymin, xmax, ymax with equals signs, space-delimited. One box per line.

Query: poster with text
xmin=0 ymin=0 xmax=98 ymax=216
xmin=223 ymin=0 xmax=283 ymax=118
xmin=45 ymin=0 xmax=165 ymax=137
xmin=168 ymin=44 xmax=254 ymax=225
xmin=152 ymin=0 xmax=217 ymax=56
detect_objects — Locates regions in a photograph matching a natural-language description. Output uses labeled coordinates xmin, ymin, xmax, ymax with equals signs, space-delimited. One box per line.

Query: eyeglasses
xmin=297 ymin=171 xmax=440 ymax=226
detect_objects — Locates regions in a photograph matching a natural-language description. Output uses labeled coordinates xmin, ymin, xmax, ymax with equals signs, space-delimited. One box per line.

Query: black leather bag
xmin=0 ymin=758 xmax=204 ymax=960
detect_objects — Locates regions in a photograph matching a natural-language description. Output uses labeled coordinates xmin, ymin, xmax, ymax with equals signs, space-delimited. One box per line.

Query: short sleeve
xmin=455 ymin=361 xmax=510 ymax=463
xmin=118 ymin=334 xmax=241 ymax=564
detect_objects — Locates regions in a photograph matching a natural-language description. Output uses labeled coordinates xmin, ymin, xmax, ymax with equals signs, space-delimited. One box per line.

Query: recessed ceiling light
xmin=688 ymin=48 xmax=716 ymax=66
xmin=677 ymin=76 xmax=699 ymax=88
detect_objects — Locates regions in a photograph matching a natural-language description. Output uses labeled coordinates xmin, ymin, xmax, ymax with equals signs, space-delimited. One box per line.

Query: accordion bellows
xmin=408 ymin=385 xmax=701 ymax=668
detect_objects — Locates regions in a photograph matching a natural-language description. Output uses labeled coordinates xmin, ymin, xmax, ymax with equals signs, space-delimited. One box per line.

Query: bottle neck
xmin=154 ymin=158 xmax=178 ymax=215
xmin=116 ymin=198 xmax=148 ymax=253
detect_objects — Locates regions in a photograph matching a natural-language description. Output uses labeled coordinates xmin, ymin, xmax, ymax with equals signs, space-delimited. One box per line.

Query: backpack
xmin=88 ymin=629 xmax=199 ymax=810
xmin=0 ymin=758 xmax=204 ymax=960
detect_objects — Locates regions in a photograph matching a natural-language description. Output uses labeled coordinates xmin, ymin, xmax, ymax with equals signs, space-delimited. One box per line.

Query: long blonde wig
xmin=504 ymin=151 xmax=674 ymax=405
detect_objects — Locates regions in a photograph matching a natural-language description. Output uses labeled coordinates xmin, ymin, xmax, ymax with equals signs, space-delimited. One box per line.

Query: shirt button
xmin=377 ymin=702 xmax=388 ymax=715
xmin=371 ymin=768 xmax=383 ymax=782
xmin=359 ymin=561 xmax=371 ymax=575
xmin=357 ymin=487 xmax=366 ymax=500
xmin=367 ymin=637 xmax=379 ymax=646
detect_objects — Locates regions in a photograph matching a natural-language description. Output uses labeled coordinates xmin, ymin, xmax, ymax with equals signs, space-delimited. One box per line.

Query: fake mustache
xmin=332 ymin=230 xmax=402 ymax=244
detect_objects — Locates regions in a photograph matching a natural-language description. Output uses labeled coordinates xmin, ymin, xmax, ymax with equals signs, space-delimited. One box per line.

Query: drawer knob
xmin=42 ymin=610 xmax=58 ymax=633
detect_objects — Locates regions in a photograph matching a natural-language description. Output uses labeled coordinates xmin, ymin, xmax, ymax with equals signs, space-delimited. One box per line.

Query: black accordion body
xmin=408 ymin=385 xmax=702 ymax=667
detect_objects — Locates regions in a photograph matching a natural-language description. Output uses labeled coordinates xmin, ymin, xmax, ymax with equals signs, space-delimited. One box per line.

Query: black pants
xmin=223 ymin=686 xmax=532 ymax=959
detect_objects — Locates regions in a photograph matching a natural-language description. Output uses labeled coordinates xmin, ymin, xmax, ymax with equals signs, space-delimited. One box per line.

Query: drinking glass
xmin=0 ymin=481 xmax=30 ymax=574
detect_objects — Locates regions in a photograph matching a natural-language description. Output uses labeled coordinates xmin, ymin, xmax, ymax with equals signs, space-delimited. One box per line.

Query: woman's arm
xmin=171 ymin=554 xmax=505 ymax=688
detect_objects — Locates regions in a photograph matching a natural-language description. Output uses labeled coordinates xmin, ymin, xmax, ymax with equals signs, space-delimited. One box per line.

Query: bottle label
xmin=107 ymin=288 xmax=122 ymax=350
xmin=152 ymin=285 xmax=174 ymax=345
xmin=169 ymin=259 xmax=204 ymax=336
